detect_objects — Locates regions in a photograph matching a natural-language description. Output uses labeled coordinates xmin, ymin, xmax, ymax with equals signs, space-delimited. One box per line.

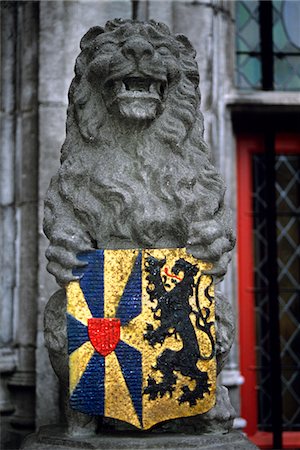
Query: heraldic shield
xmin=66 ymin=248 xmax=216 ymax=429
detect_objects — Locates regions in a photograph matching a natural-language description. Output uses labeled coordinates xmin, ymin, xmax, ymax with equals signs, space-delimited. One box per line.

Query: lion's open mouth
xmin=123 ymin=77 xmax=167 ymax=98
xmin=104 ymin=74 xmax=168 ymax=120
xmin=106 ymin=76 xmax=167 ymax=101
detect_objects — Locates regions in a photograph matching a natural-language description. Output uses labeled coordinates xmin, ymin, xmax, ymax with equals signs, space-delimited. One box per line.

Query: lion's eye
xmin=157 ymin=46 xmax=172 ymax=55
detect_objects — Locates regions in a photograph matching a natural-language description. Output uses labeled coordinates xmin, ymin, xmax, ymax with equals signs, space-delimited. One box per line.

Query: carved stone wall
xmin=0 ymin=3 xmax=39 ymax=447
xmin=0 ymin=1 xmax=243 ymax=448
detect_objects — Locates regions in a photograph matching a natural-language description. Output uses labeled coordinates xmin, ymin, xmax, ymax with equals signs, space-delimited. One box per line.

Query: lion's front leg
xmin=45 ymin=232 xmax=92 ymax=286
xmin=187 ymin=218 xmax=235 ymax=282
xmin=144 ymin=323 xmax=170 ymax=346
xmin=44 ymin=180 xmax=94 ymax=286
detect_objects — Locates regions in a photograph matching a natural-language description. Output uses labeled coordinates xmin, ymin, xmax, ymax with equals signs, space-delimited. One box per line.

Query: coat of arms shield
xmin=66 ymin=248 xmax=216 ymax=429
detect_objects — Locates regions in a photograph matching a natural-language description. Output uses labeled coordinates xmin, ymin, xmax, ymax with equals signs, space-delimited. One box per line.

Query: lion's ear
xmin=176 ymin=34 xmax=196 ymax=58
xmin=80 ymin=26 xmax=104 ymax=50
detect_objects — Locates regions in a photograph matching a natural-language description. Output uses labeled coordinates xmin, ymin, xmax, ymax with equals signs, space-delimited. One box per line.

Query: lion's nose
xmin=122 ymin=38 xmax=154 ymax=61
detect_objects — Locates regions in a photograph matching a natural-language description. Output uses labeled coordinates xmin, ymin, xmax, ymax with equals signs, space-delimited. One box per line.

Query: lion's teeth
xmin=149 ymin=82 xmax=165 ymax=97
xmin=122 ymin=78 xmax=153 ymax=92
xmin=149 ymin=82 xmax=158 ymax=94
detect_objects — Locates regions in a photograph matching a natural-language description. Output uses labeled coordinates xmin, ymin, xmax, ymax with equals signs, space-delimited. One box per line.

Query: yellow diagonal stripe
xmin=105 ymin=351 xmax=140 ymax=428
xmin=69 ymin=341 xmax=94 ymax=394
xmin=66 ymin=281 xmax=92 ymax=325
xmin=104 ymin=249 xmax=139 ymax=318
xmin=121 ymin=316 xmax=145 ymax=353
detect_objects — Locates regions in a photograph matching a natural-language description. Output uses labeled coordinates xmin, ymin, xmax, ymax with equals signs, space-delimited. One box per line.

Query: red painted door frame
xmin=237 ymin=133 xmax=300 ymax=449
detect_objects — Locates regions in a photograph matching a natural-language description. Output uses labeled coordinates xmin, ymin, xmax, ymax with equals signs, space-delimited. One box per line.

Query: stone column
xmin=0 ymin=2 xmax=39 ymax=447
xmin=0 ymin=4 xmax=17 ymax=350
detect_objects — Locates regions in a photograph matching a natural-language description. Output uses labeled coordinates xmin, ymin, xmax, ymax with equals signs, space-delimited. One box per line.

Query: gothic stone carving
xmin=43 ymin=19 xmax=236 ymax=435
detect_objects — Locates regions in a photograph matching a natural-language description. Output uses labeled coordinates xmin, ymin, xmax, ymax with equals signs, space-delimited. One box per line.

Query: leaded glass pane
xmin=252 ymin=153 xmax=300 ymax=431
xmin=273 ymin=0 xmax=300 ymax=90
xmin=236 ymin=1 xmax=261 ymax=52
xmin=236 ymin=1 xmax=262 ymax=89
xmin=235 ymin=0 xmax=300 ymax=90
xmin=236 ymin=54 xmax=262 ymax=89
xmin=274 ymin=56 xmax=300 ymax=90
xmin=276 ymin=155 xmax=300 ymax=430
xmin=252 ymin=155 xmax=271 ymax=430
xmin=273 ymin=0 xmax=300 ymax=52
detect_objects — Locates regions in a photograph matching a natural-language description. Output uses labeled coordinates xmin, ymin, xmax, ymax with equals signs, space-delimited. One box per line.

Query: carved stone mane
xmin=43 ymin=19 xmax=235 ymax=287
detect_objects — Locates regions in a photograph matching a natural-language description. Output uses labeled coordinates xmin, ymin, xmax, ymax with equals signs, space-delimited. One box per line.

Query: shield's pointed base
xmin=21 ymin=426 xmax=259 ymax=450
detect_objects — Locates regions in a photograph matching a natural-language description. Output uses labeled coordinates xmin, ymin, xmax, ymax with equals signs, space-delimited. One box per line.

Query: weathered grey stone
xmin=147 ymin=1 xmax=173 ymax=28
xmin=35 ymin=329 xmax=60 ymax=428
xmin=21 ymin=426 xmax=258 ymax=450
xmin=0 ymin=3 xmax=17 ymax=350
xmin=0 ymin=348 xmax=17 ymax=413
xmin=39 ymin=1 xmax=132 ymax=104
xmin=36 ymin=103 xmax=68 ymax=426
xmin=36 ymin=1 xmax=132 ymax=424
xmin=43 ymin=19 xmax=235 ymax=286
xmin=38 ymin=106 xmax=65 ymax=194
xmin=1 ymin=4 xmax=39 ymax=446
xmin=43 ymin=18 xmax=237 ymax=437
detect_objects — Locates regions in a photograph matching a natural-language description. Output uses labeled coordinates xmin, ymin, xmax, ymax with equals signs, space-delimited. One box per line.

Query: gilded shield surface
xmin=66 ymin=248 xmax=216 ymax=429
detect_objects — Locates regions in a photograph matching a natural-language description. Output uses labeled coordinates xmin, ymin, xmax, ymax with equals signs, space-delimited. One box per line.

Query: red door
xmin=237 ymin=134 xmax=300 ymax=449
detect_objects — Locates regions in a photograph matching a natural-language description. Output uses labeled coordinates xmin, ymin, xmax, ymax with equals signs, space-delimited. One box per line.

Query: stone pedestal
xmin=21 ymin=426 xmax=258 ymax=450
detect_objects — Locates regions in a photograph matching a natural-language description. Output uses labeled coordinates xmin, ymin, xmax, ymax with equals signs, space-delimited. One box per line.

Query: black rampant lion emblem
xmin=143 ymin=255 xmax=215 ymax=406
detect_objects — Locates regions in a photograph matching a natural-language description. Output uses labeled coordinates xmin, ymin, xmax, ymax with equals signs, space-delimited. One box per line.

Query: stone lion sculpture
xmin=44 ymin=19 xmax=236 ymax=435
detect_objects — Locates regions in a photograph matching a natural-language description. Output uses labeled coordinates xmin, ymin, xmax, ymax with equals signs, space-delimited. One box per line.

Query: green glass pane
xmin=242 ymin=20 xmax=260 ymax=51
xmin=244 ymin=0 xmax=259 ymax=15
xmin=273 ymin=21 xmax=289 ymax=52
xmin=273 ymin=0 xmax=282 ymax=14
xmin=272 ymin=7 xmax=280 ymax=30
xmin=243 ymin=55 xmax=262 ymax=84
xmin=236 ymin=2 xmax=251 ymax=30
xmin=274 ymin=56 xmax=300 ymax=90
xmin=236 ymin=35 xmax=250 ymax=52
xmin=236 ymin=55 xmax=262 ymax=89
xmin=236 ymin=1 xmax=260 ymax=52
xmin=238 ymin=53 xmax=249 ymax=65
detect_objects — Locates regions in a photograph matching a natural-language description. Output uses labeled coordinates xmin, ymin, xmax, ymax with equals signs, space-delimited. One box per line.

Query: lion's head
xmin=64 ymin=19 xmax=201 ymax=149
xmin=44 ymin=19 xmax=235 ymax=286
xmin=83 ymin=20 xmax=188 ymax=121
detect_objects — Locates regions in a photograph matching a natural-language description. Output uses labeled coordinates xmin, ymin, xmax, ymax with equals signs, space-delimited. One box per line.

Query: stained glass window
xmin=235 ymin=1 xmax=300 ymax=91
xmin=273 ymin=1 xmax=300 ymax=90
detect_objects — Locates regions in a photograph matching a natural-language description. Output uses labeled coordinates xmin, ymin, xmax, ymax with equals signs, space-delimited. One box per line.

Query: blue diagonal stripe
xmin=70 ymin=351 xmax=105 ymax=415
xmin=73 ymin=250 xmax=104 ymax=318
xmin=115 ymin=340 xmax=142 ymax=427
xmin=116 ymin=251 xmax=142 ymax=325
xmin=67 ymin=313 xmax=89 ymax=355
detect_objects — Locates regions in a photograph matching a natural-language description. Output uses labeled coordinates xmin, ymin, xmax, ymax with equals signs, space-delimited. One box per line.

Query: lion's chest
xmin=85 ymin=159 xmax=187 ymax=248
